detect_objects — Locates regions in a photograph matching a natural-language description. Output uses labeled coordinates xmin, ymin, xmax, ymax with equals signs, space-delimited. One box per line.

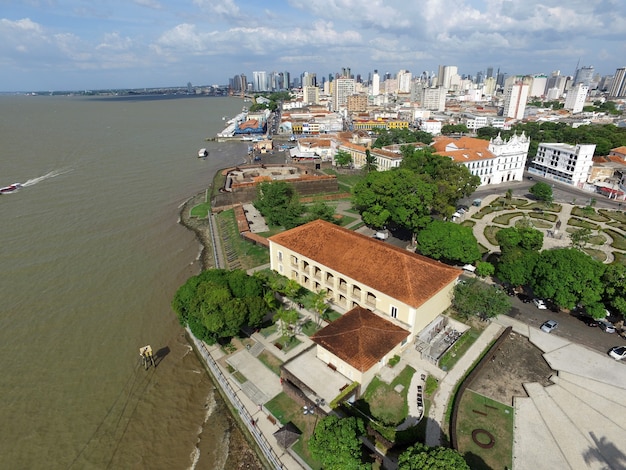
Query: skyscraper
xmin=372 ymin=70 xmax=380 ymax=96
xmin=573 ymin=66 xmax=594 ymax=87
xmin=564 ymin=83 xmax=589 ymax=113
xmin=252 ymin=71 xmax=268 ymax=92
xmin=609 ymin=67 xmax=626 ymax=97
xmin=503 ymin=78 xmax=529 ymax=120
xmin=332 ymin=77 xmax=356 ymax=111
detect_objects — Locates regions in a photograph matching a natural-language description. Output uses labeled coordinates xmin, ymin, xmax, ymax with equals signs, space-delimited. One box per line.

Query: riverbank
xmin=178 ymin=192 xmax=266 ymax=469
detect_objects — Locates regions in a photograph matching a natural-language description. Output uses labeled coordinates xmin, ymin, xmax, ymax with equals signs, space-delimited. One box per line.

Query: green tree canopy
xmin=496 ymin=247 xmax=540 ymax=287
xmin=372 ymin=128 xmax=433 ymax=148
xmin=496 ymin=225 xmax=544 ymax=252
xmin=416 ymin=220 xmax=481 ymax=264
xmin=529 ymin=182 xmax=553 ymax=204
xmin=308 ymin=415 xmax=369 ymax=469
xmin=441 ymin=124 xmax=469 ymax=135
xmin=335 ymin=149 xmax=353 ymax=167
xmin=400 ymin=148 xmax=480 ymax=216
xmin=352 ymin=168 xmax=435 ymax=232
xmin=602 ymin=263 xmax=626 ymax=316
xmin=398 ymin=443 xmax=470 ymax=470
xmin=171 ymin=269 xmax=269 ymax=344
xmin=531 ymin=248 xmax=606 ymax=313
xmin=304 ymin=201 xmax=339 ymax=225
xmin=254 ymin=181 xmax=303 ymax=228
xmin=452 ymin=278 xmax=511 ymax=320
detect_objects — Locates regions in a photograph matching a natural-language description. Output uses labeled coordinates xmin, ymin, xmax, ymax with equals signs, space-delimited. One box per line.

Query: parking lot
xmin=506 ymin=294 xmax=626 ymax=357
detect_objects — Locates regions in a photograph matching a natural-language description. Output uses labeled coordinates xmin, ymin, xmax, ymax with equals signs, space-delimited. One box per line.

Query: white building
xmin=419 ymin=86 xmax=447 ymax=111
xmin=420 ymin=119 xmax=442 ymax=135
xmin=433 ymin=133 xmax=530 ymax=186
xmin=303 ymin=86 xmax=320 ymax=105
xmin=332 ymin=78 xmax=356 ymax=111
xmin=503 ymin=80 xmax=529 ymax=120
xmin=397 ymin=69 xmax=413 ymax=93
xmin=372 ymin=71 xmax=380 ymax=96
xmin=564 ymin=84 xmax=589 ymax=114
xmin=530 ymin=143 xmax=596 ymax=186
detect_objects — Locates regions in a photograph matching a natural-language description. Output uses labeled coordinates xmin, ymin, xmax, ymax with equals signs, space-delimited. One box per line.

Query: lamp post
xmin=303 ymin=398 xmax=325 ymax=430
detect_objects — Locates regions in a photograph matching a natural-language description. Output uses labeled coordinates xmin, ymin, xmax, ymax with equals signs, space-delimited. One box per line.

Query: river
xmin=0 ymin=94 xmax=259 ymax=469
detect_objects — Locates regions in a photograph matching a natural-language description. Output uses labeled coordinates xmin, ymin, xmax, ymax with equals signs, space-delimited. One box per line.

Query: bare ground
xmin=467 ymin=331 xmax=554 ymax=405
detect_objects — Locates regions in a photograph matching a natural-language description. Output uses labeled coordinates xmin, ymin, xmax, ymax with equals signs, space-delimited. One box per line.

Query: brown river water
xmin=0 ymin=94 xmax=260 ymax=469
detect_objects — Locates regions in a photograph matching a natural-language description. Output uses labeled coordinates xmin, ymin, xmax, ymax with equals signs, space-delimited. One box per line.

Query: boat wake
xmin=22 ymin=169 xmax=72 ymax=187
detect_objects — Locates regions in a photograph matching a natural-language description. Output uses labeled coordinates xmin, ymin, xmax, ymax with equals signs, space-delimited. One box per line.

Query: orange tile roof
xmin=432 ymin=136 xmax=494 ymax=162
xmin=311 ymin=306 xmax=410 ymax=372
xmin=611 ymin=146 xmax=626 ymax=155
xmin=269 ymin=220 xmax=460 ymax=307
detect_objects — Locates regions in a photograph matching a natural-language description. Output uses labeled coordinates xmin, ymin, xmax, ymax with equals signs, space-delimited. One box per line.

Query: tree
xmin=452 ymin=278 xmax=511 ymax=320
xmin=254 ymin=181 xmax=303 ymax=228
xmin=335 ymin=149 xmax=353 ymax=168
xmin=529 ymin=182 xmax=553 ymax=205
xmin=569 ymin=227 xmax=593 ymax=249
xmin=602 ymin=263 xmax=626 ymax=316
xmin=274 ymin=307 xmax=299 ymax=338
xmin=312 ymin=289 xmax=330 ymax=327
xmin=304 ymin=201 xmax=338 ymax=224
xmin=308 ymin=415 xmax=368 ymax=469
xmin=416 ymin=220 xmax=481 ymax=264
xmin=441 ymin=124 xmax=469 ymax=135
xmin=171 ymin=269 xmax=269 ymax=344
xmin=475 ymin=261 xmax=495 ymax=277
xmin=352 ymin=169 xmax=435 ymax=234
xmin=398 ymin=443 xmax=469 ymax=470
xmin=531 ymin=248 xmax=606 ymax=312
xmin=496 ymin=225 xmax=543 ymax=252
xmin=364 ymin=148 xmax=377 ymax=173
xmin=496 ymin=247 xmax=539 ymax=287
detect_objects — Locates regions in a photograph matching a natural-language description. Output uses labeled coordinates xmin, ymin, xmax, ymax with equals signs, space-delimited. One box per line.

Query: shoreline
xmin=177 ymin=190 xmax=268 ymax=469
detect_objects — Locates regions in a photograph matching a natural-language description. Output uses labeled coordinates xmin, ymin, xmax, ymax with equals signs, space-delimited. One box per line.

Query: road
xmin=506 ymin=292 xmax=626 ymax=356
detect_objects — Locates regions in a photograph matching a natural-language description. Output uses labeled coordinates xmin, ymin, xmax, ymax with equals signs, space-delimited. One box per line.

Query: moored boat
xmin=198 ymin=148 xmax=208 ymax=158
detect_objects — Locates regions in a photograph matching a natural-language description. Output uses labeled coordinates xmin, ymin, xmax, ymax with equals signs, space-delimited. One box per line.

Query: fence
xmin=187 ymin=329 xmax=289 ymax=469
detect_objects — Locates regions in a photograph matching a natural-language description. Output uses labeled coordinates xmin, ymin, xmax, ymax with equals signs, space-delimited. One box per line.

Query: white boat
xmin=0 ymin=183 xmax=22 ymax=194
xmin=198 ymin=148 xmax=208 ymax=158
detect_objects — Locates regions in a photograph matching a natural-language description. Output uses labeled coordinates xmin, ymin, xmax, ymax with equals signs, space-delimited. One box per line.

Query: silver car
xmin=598 ymin=320 xmax=616 ymax=334
xmin=540 ymin=320 xmax=558 ymax=333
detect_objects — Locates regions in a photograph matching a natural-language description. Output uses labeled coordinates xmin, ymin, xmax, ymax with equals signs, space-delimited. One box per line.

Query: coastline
xmin=178 ymin=191 xmax=266 ymax=469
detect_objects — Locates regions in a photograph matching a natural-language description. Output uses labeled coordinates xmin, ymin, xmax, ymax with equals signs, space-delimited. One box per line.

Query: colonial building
xmin=530 ymin=142 xmax=596 ymax=186
xmin=433 ymin=133 xmax=530 ymax=186
xmin=268 ymin=220 xmax=461 ymax=339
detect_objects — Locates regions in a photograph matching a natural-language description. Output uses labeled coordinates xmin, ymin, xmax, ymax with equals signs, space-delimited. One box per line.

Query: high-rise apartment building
xmin=303 ymin=86 xmax=320 ymax=105
xmin=503 ymin=78 xmax=529 ymax=120
xmin=332 ymin=78 xmax=356 ymax=111
xmin=564 ymin=83 xmax=589 ymax=113
xmin=372 ymin=70 xmax=380 ymax=96
xmin=252 ymin=71 xmax=268 ymax=92
xmin=609 ymin=67 xmax=626 ymax=97
xmin=573 ymin=65 xmax=595 ymax=87
xmin=397 ymin=69 xmax=412 ymax=93
xmin=528 ymin=74 xmax=548 ymax=98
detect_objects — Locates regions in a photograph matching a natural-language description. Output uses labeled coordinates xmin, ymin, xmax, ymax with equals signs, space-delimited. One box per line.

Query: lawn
xmin=361 ymin=366 xmax=415 ymax=425
xmin=599 ymin=209 xmax=626 ymax=224
xmin=256 ymin=349 xmax=283 ymax=376
xmin=456 ymin=390 xmax=514 ymax=470
xmin=613 ymin=251 xmax=626 ymax=266
xmin=274 ymin=335 xmax=302 ymax=353
xmin=439 ymin=328 xmax=482 ymax=372
xmin=568 ymin=217 xmax=600 ymax=230
xmin=264 ymin=392 xmax=323 ymax=469
xmin=527 ymin=211 xmax=559 ymax=222
xmin=216 ymin=209 xmax=270 ymax=268
xmin=492 ymin=197 xmax=530 ymax=208
xmin=483 ymin=225 xmax=502 ymax=245
xmin=491 ymin=211 xmax=524 ymax=225
xmin=571 ymin=207 xmax=611 ymax=222
xmin=583 ymin=248 xmax=608 ymax=262
xmin=190 ymin=201 xmax=211 ymax=218
xmin=604 ymin=228 xmax=626 ymax=250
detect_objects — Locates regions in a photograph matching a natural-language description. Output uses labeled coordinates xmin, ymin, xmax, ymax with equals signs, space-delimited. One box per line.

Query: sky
xmin=1 ymin=0 xmax=625 ymax=92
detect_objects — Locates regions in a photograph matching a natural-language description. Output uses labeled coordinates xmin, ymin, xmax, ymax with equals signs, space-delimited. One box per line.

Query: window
xmin=391 ymin=306 xmax=398 ymax=318
xmin=278 ymin=251 xmax=283 ymax=261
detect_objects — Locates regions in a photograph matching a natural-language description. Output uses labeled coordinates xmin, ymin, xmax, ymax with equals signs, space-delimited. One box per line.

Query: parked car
xmin=540 ymin=320 xmax=558 ymax=333
xmin=577 ymin=315 xmax=599 ymax=327
xmin=518 ymin=293 xmax=532 ymax=303
xmin=598 ymin=320 xmax=616 ymax=333
xmin=609 ymin=346 xmax=626 ymax=360
xmin=533 ymin=298 xmax=547 ymax=310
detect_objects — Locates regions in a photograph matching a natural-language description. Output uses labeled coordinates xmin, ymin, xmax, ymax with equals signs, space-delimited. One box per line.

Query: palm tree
xmin=312 ymin=289 xmax=330 ymax=327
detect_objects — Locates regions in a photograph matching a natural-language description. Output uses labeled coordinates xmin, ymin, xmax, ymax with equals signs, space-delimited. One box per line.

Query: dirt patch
xmin=468 ymin=331 xmax=554 ymax=405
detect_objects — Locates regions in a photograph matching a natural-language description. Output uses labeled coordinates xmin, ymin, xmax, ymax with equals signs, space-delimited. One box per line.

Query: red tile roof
xmin=269 ymin=220 xmax=460 ymax=307
xmin=432 ymin=136 xmax=494 ymax=163
xmin=311 ymin=306 xmax=410 ymax=372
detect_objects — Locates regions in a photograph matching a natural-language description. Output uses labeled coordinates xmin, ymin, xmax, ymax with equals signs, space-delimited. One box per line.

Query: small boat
xmin=198 ymin=148 xmax=209 ymax=158
xmin=0 ymin=183 xmax=22 ymax=194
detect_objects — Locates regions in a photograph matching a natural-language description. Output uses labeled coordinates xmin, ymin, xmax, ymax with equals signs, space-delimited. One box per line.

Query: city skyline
xmin=1 ymin=0 xmax=625 ymax=92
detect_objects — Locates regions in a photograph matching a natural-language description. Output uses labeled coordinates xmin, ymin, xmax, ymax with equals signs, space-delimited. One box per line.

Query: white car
xmin=540 ymin=320 xmax=558 ymax=333
xmin=609 ymin=346 xmax=626 ymax=360
xmin=598 ymin=320 xmax=616 ymax=334
xmin=533 ymin=298 xmax=547 ymax=310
